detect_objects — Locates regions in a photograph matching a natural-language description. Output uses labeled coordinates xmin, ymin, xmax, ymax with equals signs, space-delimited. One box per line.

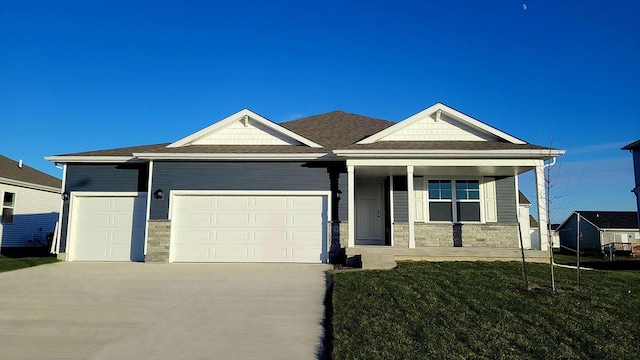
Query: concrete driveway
xmin=0 ymin=262 xmax=332 ymax=360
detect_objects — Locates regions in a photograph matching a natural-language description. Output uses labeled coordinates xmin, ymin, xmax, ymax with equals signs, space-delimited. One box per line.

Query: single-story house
xmin=557 ymin=211 xmax=640 ymax=254
xmin=622 ymin=140 xmax=640 ymax=231
xmin=0 ymin=155 xmax=62 ymax=255
xmin=46 ymin=103 xmax=564 ymax=265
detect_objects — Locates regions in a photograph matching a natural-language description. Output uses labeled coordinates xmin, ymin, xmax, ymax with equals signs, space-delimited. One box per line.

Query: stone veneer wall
xmin=330 ymin=221 xmax=350 ymax=264
xmin=146 ymin=220 xmax=171 ymax=262
xmin=393 ymin=222 xmax=519 ymax=248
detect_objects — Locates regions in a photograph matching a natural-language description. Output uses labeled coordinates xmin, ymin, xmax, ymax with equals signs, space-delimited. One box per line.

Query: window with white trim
xmin=427 ymin=180 xmax=481 ymax=222
xmin=427 ymin=180 xmax=453 ymax=221
xmin=2 ymin=192 xmax=15 ymax=224
xmin=455 ymin=180 xmax=481 ymax=222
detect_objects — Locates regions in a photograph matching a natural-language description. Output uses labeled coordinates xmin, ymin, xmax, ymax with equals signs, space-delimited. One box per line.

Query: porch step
xmin=361 ymin=253 xmax=397 ymax=270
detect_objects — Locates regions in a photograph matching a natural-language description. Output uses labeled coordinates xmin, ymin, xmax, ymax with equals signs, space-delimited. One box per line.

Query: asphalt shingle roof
xmin=622 ymin=139 xmax=640 ymax=150
xmin=50 ymin=110 xmax=554 ymax=157
xmin=0 ymin=155 xmax=61 ymax=189
xmin=279 ymin=110 xmax=395 ymax=149
xmin=578 ymin=211 xmax=638 ymax=230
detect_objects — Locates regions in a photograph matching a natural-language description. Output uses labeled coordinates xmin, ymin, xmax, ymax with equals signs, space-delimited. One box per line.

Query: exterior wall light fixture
xmin=153 ymin=188 xmax=164 ymax=200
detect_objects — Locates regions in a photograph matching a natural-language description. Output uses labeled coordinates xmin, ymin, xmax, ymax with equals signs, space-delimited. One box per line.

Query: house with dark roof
xmin=622 ymin=140 xmax=640 ymax=231
xmin=0 ymin=155 xmax=61 ymax=254
xmin=557 ymin=211 xmax=640 ymax=254
xmin=46 ymin=103 xmax=564 ymax=267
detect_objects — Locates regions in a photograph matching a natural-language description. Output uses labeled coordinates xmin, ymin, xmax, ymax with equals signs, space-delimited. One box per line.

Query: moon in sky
xmin=522 ymin=4 xmax=527 ymax=10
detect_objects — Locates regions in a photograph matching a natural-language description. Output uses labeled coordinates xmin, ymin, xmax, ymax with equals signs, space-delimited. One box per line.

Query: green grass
xmin=0 ymin=255 xmax=58 ymax=273
xmin=330 ymin=261 xmax=640 ymax=360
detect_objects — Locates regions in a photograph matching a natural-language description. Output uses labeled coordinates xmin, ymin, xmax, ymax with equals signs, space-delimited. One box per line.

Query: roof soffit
xmin=167 ymin=109 xmax=323 ymax=148
xmin=357 ymin=103 xmax=526 ymax=145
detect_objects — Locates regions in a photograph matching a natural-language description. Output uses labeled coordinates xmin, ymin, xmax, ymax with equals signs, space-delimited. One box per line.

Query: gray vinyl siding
xmin=59 ymin=163 xmax=149 ymax=253
xmin=393 ymin=176 xmax=408 ymax=222
xmin=338 ymin=172 xmax=349 ymax=222
xmin=496 ymin=176 xmax=517 ymax=224
xmin=150 ymin=161 xmax=331 ymax=219
xmin=64 ymin=164 xmax=148 ymax=193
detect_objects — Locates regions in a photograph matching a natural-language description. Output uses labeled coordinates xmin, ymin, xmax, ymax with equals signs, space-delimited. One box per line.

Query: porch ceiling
xmin=354 ymin=165 xmax=533 ymax=179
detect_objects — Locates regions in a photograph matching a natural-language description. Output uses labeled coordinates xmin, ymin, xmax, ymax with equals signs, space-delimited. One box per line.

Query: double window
xmin=2 ymin=192 xmax=15 ymax=224
xmin=427 ymin=180 xmax=481 ymax=222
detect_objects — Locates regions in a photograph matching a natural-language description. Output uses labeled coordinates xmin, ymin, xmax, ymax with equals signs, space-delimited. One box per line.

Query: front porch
xmin=346 ymin=246 xmax=550 ymax=269
xmin=335 ymin=159 xmax=555 ymax=268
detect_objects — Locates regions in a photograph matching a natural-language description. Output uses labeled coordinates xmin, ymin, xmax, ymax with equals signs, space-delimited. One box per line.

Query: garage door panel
xmin=255 ymin=212 xmax=288 ymax=225
xmin=215 ymin=212 xmax=251 ymax=225
xmin=290 ymin=196 xmax=322 ymax=208
xmin=254 ymin=247 xmax=288 ymax=261
xmin=254 ymin=196 xmax=288 ymax=208
xmin=216 ymin=197 xmax=251 ymax=208
xmin=173 ymin=229 xmax=211 ymax=244
xmin=213 ymin=230 xmax=250 ymax=244
xmin=171 ymin=194 xmax=327 ymax=263
xmin=173 ymin=214 xmax=212 ymax=227
xmin=178 ymin=196 xmax=213 ymax=208
xmin=212 ymin=247 xmax=251 ymax=261
xmin=254 ymin=231 xmax=288 ymax=243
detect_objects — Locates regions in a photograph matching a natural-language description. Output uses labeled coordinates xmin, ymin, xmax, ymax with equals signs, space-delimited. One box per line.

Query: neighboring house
xmin=46 ymin=103 xmax=564 ymax=265
xmin=622 ymin=140 xmax=640 ymax=231
xmin=557 ymin=211 xmax=640 ymax=254
xmin=0 ymin=155 xmax=62 ymax=254
xmin=550 ymin=223 xmax=560 ymax=249
xmin=517 ymin=192 xmax=533 ymax=249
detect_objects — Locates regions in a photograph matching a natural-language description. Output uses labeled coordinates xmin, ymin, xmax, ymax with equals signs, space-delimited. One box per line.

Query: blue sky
xmin=1 ymin=0 xmax=638 ymax=222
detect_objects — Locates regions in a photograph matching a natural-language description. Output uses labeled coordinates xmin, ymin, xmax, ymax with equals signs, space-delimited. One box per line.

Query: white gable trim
xmin=357 ymin=103 xmax=526 ymax=145
xmin=167 ymin=109 xmax=323 ymax=148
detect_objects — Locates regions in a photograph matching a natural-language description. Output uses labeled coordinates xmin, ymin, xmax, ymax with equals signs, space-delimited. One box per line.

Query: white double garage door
xmin=67 ymin=191 xmax=329 ymax=263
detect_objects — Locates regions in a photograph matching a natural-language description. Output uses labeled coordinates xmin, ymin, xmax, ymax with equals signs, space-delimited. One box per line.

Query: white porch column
xmin=535 ymin=162 xmax=550 ymax=251
xmin=347 ymin=165 xmax=355 ymax=248
xmin=407 ymin=166 xmax=415 ymax=249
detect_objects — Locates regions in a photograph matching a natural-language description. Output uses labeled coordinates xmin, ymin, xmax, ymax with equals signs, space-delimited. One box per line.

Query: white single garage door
xmin=171 ymin=192 xmax=328 ymax=263
xmin=69 ymin=194 xmax=146 ymax=261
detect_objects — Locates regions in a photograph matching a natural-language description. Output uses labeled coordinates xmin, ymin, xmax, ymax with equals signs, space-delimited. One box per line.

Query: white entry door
xmin=69 ymin=194 xmax=146 ymax=261
xmin=356 ymin=184 xmax=383 ymax=244
xmin=170 ymin=192 xmax=328 ymax=263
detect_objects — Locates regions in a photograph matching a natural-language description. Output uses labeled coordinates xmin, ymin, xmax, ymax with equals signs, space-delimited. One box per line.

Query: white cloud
xmin=567 ymin=141 xmax=632 ymax=155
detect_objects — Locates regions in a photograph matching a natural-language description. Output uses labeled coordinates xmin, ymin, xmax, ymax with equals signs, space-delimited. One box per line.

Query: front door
xmin=356 ymin=183 xmax=384 ymax=245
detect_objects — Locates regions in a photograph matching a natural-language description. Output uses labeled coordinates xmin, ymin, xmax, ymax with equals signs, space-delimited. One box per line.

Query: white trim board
xmin=167 ymin=109 xmax=323 ymax=148
xmin=358 ymin=103 xmax=526 ymax=145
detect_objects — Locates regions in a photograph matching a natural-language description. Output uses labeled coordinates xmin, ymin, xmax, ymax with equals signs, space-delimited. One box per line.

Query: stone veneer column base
xmin=394 ymin=222 xmax=520 ymax=248
xmin=146 ymin=220 xmax=171 ymax=263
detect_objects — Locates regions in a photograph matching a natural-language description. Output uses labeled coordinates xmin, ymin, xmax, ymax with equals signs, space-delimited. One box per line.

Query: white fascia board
xmin=357 ymin=103 xmax=527 ymax=145
xmin=0 ymin=177 xmax=61 ymax=193
xmin=334 ymin=149 xmax=565 ymax=158
xmin=346 ymin=158 xmax=543 ymax=167
xmin=45 ymin=156 xmax=136 ymax=163
xmin=133 ymin=152 xmax=331 ymax=160
xmin=167 ymin=109 xmax=323 ymax=148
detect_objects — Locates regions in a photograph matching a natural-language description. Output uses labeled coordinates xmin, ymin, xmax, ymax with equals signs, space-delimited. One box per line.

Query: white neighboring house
xmin=0 ymin=155 xmax=61 ymax=252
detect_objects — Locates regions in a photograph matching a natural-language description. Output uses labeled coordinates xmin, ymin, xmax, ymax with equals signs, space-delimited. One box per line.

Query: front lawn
xmin=330 ymin=261 xmax=640 ymax=359
xmin=0 ymin=255 xmax=58 ymax=273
